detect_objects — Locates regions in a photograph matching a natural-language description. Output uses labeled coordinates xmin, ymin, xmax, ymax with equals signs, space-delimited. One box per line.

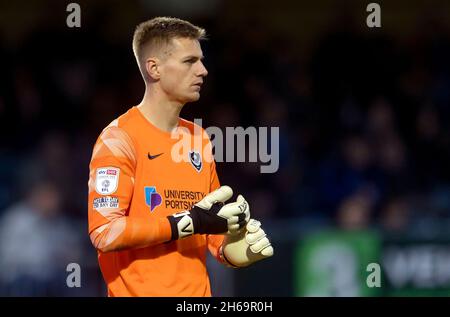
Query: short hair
xmin=132 ymin=17 xmax=206 ymax=80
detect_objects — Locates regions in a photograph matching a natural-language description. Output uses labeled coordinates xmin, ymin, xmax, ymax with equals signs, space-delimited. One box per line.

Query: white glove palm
xmin=221 ymin=219 xmax=274 ymax=267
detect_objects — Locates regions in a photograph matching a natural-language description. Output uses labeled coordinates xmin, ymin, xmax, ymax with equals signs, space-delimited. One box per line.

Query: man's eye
xmin=184 ymin=59 xmax=196 ymax=64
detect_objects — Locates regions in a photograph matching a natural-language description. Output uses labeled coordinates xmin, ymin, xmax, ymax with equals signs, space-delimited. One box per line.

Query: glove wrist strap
xmin=167 ymin=210 xmax=195 ymax=241
xmin=166 ymin=203 xmax=229 ymax=241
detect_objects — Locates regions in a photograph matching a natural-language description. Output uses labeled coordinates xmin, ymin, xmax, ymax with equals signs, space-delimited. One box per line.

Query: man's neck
xmin=137 ymin=88 xmax=183 ymax=133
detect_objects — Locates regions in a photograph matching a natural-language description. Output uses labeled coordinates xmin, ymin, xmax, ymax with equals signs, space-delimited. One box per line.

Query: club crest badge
xmin=189 ymin=150 xmax=202 ymax=172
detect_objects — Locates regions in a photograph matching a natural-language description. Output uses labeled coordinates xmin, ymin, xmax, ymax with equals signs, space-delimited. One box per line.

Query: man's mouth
xmin=192 ymin=82 xmax=203 ymax=90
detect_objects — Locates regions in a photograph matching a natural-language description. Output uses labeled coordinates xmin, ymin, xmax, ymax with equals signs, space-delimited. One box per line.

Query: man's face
xmin=157 ymin=37 xmax=208 ymax=104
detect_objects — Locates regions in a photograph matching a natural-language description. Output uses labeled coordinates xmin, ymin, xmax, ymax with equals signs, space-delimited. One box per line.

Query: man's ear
xmin=145 ymin=57 xmax=160 ymax=80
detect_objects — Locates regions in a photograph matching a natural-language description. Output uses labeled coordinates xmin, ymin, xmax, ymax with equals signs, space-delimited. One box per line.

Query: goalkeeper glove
xmin=167 ymin=186 xmax=250 ymax=240
xmin=220 ymin=218 xmax=274 ymax=267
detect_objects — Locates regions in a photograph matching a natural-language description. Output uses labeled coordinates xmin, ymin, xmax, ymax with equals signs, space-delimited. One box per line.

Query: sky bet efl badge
xmin=95 ymin=167 xmax=120 ymax=195
xmin=189 ymin=150 xmax=202 ymax=172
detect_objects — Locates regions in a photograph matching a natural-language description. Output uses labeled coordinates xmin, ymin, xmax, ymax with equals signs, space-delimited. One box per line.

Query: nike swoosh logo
xmin=148 ymin=152 xmax=163 ymax=160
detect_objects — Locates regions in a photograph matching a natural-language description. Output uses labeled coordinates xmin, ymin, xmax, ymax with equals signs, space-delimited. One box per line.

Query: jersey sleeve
xmin=88 ymin=126 xmax=171 ymax=253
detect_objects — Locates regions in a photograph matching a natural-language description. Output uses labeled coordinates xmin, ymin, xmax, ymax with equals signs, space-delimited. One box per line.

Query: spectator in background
xmin=413 ymin=104 xmax=448 ymax=190
xmin=366 ymin=97 xmax=396 ymax=141
xmin=317 ymin=133 xmax=377 ymax=214
xmin=336 ymin=186 xmax=376 ymax=230
xmin=0 ymin=180 xmax=82 ymax=296
xmin=379 ymin=196 xmax=411 ymax=233
xmin=374 ymin=133 xmax=411 ymax=197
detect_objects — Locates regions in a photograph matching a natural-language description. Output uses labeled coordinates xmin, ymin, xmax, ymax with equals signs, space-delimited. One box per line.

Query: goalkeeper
xmin=87 ymin=17 xmax=273 ymax=297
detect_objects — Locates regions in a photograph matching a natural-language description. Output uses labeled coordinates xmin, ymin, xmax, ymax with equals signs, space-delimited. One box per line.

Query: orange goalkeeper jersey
xmin=88 ymin=106 xmax=225 ymax=297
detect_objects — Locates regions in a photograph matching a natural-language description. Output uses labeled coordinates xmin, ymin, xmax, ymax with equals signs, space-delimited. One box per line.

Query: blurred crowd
xmin=0 ymin=1 xmax=450 ymax=295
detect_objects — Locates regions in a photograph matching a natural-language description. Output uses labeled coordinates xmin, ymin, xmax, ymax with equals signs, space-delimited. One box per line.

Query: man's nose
xmin=197 ymin=61 xmax=208 ymax=77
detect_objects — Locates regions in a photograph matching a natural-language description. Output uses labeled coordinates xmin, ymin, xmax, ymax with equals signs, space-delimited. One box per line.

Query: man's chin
xmin=184 ymin=93 xmax=201 ymax=103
